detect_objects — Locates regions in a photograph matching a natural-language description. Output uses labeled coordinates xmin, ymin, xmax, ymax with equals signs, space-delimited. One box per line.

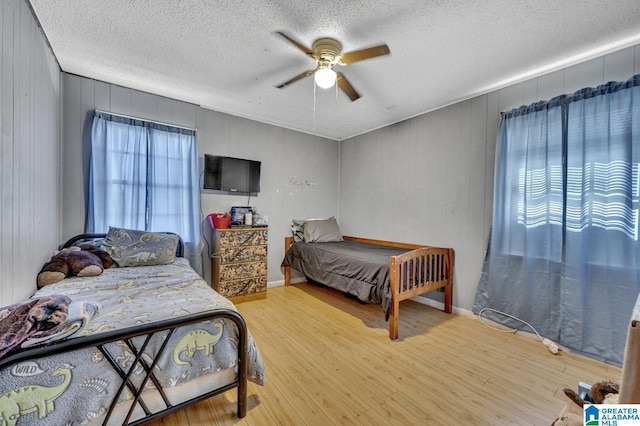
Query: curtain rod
xmin=94 ymin=109 xmax=197 ymax=132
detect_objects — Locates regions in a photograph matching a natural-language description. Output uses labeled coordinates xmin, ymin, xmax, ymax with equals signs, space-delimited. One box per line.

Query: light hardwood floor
xmin=149 ymin=283 xmax=621 ymax=426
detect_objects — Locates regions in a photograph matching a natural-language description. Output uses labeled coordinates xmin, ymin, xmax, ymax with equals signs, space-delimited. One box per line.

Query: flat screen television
xmin=203 ymin=154 xmax=261 ymax=194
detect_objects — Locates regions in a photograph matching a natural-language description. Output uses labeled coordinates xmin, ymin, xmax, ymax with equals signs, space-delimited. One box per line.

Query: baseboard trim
xmin=410 ymin=294 xmax=471 ymax=318
xmin=268 ymin=277 xmax=304 ymax=288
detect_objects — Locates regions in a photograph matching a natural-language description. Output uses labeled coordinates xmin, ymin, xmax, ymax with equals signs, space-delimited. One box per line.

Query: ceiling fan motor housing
xmin=312 ymin=38 xmax=342 ymax=66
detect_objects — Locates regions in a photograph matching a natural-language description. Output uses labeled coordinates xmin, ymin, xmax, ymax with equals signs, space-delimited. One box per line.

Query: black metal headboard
xmin=61 ymin=232 xmax=184 ymax=258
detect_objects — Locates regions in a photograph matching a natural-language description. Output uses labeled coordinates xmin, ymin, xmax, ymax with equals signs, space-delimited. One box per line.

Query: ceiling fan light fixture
xmin=314 ymin=67 xmax=337 ymax=89
xmin=276 ymin=32 xmax=390 ymax=101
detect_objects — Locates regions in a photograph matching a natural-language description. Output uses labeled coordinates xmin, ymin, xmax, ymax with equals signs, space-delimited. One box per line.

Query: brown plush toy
xmin=37 ymin=242 xmax=114 ymax=287
xmin=552 ymin=381 xmax=620 ymax=426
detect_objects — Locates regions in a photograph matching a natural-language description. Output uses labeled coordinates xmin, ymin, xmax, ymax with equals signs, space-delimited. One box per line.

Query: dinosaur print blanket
xmin=0 ymin=258 xmax=264 ymax=425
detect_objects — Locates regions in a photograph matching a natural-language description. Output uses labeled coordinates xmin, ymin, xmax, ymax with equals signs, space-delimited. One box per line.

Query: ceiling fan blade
xmin=277 ymin=32 xmax=313 ymax=56
xmin=339 ymin=44 xmax=390 ymax=65
xmin=276 ymin=69 xmax=316 ymax=89
xmin=336 ymin=72 xmax=360 ymax=101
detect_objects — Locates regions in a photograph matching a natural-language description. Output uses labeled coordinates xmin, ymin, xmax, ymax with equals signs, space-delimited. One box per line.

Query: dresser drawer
xmin=217 ymin=245 xmax=267 ymax=264
xmin=219 ymin=261 xmax=267 ymax=282
xmin=218 ymin=277 xmax=267 ymax=298
xmin=218 ymin=229 xmax=268 ymax=247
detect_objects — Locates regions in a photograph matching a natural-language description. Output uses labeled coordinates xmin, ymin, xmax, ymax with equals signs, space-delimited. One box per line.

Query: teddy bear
xmin=37 ymin=241 xmax=114 ymax=287
xmin=552 ymin=380 xmax=620 ymax=426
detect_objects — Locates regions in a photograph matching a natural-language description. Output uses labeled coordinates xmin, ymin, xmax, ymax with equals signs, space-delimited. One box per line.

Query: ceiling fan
xmin=275 ymin=32 xmax=390 ymax=101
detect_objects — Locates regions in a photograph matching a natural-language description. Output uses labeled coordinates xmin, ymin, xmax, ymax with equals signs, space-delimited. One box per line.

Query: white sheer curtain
xmin=474 ymin=75 xmax=640 ymax=365
xmin=88 ymin=111 xmax=202 ymax=275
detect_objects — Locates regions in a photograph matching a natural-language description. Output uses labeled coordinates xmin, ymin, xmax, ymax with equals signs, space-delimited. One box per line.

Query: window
xmin=88 ymin=111 xmax=202 ymax=274
xmin=474 ymin=75 xmax=640 ymax=365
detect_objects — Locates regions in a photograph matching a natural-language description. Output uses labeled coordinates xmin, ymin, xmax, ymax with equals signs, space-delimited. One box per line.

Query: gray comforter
xmin=0 ymin=258 xmax=264 ymax=425
xmin=281 ymin=240 xmax=409 ymax=319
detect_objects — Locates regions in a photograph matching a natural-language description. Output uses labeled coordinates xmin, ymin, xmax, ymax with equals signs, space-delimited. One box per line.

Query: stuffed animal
xmin=552 ymin=381 xmax=620 ymax=426
xmin=37 ymin=242 xmax=114 ymax=287
xmin=589 ymin=380 xmax=620 ymax=404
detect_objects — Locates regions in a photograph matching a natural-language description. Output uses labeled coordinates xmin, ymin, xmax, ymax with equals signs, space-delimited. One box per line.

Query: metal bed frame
xmin=0 ymin=233 xmax=248 ymax=425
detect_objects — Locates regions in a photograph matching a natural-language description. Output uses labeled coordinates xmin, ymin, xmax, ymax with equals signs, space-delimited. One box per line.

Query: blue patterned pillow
xmin=102 ymin=227 xmax=179 ymax=267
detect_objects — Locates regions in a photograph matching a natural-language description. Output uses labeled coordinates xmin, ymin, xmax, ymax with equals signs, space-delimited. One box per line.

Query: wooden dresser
xmin=211 ymin=227 xmax=268 ymax=303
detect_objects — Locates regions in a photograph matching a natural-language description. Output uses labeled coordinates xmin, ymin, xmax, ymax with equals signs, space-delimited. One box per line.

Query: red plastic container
xmin=207 ymin=213 xmax=231 ymax=229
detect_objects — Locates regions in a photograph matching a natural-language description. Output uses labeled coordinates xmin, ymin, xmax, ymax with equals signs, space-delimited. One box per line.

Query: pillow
xmin=291 ymin=219 xmax=305 ymax=242
xmin=303 ymin=217 xmax=343 ymax=243
xmin=101 ymin=227 xmax=179 ymax=267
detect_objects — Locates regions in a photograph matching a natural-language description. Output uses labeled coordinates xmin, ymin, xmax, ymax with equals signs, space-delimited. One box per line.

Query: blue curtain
xmin=474 ymin=74 xmax=640 ymax=365
xmin=88 ymin=111 xmax=202 ymax=275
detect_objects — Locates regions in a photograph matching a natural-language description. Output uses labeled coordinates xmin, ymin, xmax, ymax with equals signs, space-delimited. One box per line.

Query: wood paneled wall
xmin=61 ymin=74 xmax=340 ymax=286
xmin=195 ymin=107 xmax=340 ymax=286
xmin=61 ymin=75 xmax=199 ymax=243
xmin=340 ymin=44 xmax=640 ymax=313
xmin=0 ymin=0 xmax=62 ymax=306
xmin=18 ymin=0 xmax=639 ymax=312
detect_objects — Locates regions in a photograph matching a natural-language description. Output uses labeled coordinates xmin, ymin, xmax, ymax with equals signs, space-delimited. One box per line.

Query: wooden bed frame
xmin=283 ymin=235 xmax=454 ymax=340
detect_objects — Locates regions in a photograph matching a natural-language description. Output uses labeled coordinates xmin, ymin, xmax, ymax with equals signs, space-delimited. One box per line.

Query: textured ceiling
xmin=29 ymin=0 xmax=640 ymax=140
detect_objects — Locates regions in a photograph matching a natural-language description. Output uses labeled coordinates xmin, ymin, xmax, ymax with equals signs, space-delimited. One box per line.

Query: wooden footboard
xmin=389 ymin=246 xmax=454 ymax=339
xmin=283 ymin=235 xmax=454 ymax=340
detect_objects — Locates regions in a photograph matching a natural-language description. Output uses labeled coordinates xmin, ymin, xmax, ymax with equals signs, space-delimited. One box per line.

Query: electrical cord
xmin=477 ymin=307 xmax=559 ymax=354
